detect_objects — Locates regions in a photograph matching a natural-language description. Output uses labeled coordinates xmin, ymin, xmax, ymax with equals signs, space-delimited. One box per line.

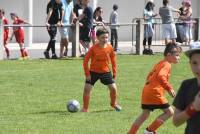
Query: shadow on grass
xmin=28 ymin=110 xmax=71 ymax=116
xmin=90 ymin=109 xmax=113 ymax=113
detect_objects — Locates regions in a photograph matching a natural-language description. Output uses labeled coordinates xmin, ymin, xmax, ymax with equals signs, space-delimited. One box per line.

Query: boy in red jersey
xmin=128 ymin=43 xmax=181 ymax=134
xmin=10 ymin=13 xmax=29 ymax=60
xmin=0 ymin=9 xmax=9 ymax=58
xmin=81 ymin=28 xmax=121 ymax=112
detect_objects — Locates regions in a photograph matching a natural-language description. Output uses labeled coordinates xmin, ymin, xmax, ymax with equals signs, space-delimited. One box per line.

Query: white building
xmin=1 ymin=0 xmax=200 ymax=43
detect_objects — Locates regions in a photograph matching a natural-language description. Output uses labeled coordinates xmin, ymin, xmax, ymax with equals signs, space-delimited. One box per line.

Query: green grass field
xmin=0 ymin=54 xmax=192 ymax=134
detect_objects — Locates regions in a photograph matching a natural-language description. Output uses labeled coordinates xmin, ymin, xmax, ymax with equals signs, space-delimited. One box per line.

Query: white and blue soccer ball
xmin=67 ymin=99 xmax=80 ymax=113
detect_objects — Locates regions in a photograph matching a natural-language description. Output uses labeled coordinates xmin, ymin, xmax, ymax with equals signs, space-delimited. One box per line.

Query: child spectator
xmin=81 ymin=28 xmax=121 ymax=112
xmin=128 ymin=43 xmax=182 ymax=134
xmin=173 ymin=41 xmax=200 ymax=134
xmin=91 ymin=6 xmax=106 ymax=45
xmin=44 ymin=0 xmax=63 ymax=59
xmin=109 ymin=4 xmax=119 ymax=51
xmin=10 ymin=13 xmax=29 ymax=60
xmin=0 ymin=9 xmax=9 ymax=59
xmin=159 ymin=0 xmax=181 ymax=45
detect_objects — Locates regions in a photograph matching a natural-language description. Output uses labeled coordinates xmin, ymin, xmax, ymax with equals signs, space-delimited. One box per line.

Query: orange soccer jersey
xmin=142 ymin=60 xmax=173 ymax=105
xmin=83 ymin=44 xmax=116 ymax=77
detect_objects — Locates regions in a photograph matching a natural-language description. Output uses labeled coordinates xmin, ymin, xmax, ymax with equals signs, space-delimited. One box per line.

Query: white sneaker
xmin=144 ymin=129 xmax=154 ymax=134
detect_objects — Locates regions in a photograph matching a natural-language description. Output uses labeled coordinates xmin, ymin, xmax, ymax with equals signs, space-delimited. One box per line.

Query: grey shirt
xmin=159 ymin=6 xmax=176 ymax=24
xmin=109 ymin=10 xmax=118 ymax=29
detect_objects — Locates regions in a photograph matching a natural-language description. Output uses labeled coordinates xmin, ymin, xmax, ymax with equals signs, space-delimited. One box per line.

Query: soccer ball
xmin=67 ymin=99 xmax=80 ymax=113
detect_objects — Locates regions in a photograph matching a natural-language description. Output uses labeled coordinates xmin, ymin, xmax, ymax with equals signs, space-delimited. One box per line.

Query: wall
xmin=0 ymin=0 xmax=199 ymax=42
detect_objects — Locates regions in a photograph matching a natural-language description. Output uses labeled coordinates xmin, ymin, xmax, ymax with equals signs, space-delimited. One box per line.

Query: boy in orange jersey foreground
xmin=81 ymin=28 xmax=121 ymax=112
xmin=128 ymin=43 xmax=182 ymax=134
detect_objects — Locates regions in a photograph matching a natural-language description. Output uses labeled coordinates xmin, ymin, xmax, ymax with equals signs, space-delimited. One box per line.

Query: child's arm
xmin=46 ymin=8 xmax=53 ymax=26
xmin=9 ymin=31 xmax=14 ymax=41
xmin=83 ymin=49 xmax=92 ymax=80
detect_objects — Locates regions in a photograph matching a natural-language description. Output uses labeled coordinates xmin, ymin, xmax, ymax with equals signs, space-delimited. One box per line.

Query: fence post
xmin=72 ymin=21 xmax=80 ymax=57
xmin=194 ymin=17 xmax=200 ymax=41
xmin=0 ymin=20 xmax=4 ymax=60
xmin=136 ymin=19 xmax=144 ymax=55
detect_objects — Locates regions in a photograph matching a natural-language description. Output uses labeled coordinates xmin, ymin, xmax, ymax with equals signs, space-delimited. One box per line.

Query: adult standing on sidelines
xmin=159 ymin=0 xmax=180 ymax=45
xmin=173 ymin=42 xmax=200 ymax=134
xmin=109 ymin=4 xmax=119 ymax=52
xmin=59 ymin=0 xmax=74 ymax=58
xmin=143 ymin=1 xmax=157 ymax=52
xmin=44 ymin=0 xmax=63 ymax=59
xmin=0 ymin=9 xmax=9 ymax=59
xmin=78 ymin=0 xmax=93 ymax=57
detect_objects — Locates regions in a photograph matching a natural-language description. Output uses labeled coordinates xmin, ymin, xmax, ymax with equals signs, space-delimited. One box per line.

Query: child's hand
xmin=86 ymin=75 xmax=91 ymax=82
xmin=168 ymin=90 xmax=176 ymax=98
xmin=192 ymin=91 xmax=200 ymax=111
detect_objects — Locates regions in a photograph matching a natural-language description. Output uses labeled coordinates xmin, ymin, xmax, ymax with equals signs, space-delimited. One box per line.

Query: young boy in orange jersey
xmin=81 ymin=28 xmax=121 ymax=112
xmin=128 ymin=43 xmax=182 ymax=134
xmin=10 ymin=13 xmax=29 ymax=60
xmin=0 ymin=9 xmax=9 ymax=59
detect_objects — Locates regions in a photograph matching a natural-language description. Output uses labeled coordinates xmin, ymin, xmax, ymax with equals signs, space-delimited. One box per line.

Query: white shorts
xmin=59 ymin=27 xmax=69 ymax=39
xmin=162 ymin=23 xmax=177 ymax=39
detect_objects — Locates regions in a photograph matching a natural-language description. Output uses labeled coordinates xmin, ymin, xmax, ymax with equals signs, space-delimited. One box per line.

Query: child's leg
xmin=147 ymin=106 xmax=174 ymax=132
xmin=128 ymin=109 xmax=150 ymax=134
xmin=4 ymin=45 xmax=10 ymax=58
xmin=108 ymin=83 xmax=118 ymax=107
xmin=19 ymin=43 xmax=25 ymax=58
xmin=82 ymin=83 xmax=93 ymax=112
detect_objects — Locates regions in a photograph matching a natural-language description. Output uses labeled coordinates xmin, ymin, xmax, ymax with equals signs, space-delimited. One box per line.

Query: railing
xmin=0 ymin=17 xmax=200 ymax=60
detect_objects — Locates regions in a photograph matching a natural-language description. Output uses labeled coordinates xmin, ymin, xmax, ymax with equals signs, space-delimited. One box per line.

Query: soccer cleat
xmin=144 ymin=129 xmax=156 ymax=134
xmin=81 ymin=108 xmax=88 ymax=113
xmin=112 ymin=104 xmax=122 ymax=112
xmin=44 ymin=51 xmax=50 ymax=59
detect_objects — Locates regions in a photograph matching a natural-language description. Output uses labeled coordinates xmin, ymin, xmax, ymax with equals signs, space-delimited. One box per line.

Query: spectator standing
xmin=179 ymin=0 xmax=193 ymax=45
xmin=109 ymin=4 xmax=119 ymax=51
xmin=143 ymin=1 xmax=157 ymax=51
xmin=128 ymin=43 xmax=181 ymax=134
xmin=59 ymin=0 xmax=74 ymax=58
xmin=44 ymin=0 xmax=63 ymax=59
xmin=78 ymin=0 xmax=93 ymax=57
xmin=73 ymin=0 xmax=83 ymax=18
xmin=91 ymin=7 xmax=106 ymax=45
xmin=0 ymin=9 xmax=9 ymax=59
xmin=173 ymin=42 xmax=200 ymax=134
xmin=159 ymin=0 xmax=180 ymax=45
xmin=10 ymin=13 xmax=29 ymax=60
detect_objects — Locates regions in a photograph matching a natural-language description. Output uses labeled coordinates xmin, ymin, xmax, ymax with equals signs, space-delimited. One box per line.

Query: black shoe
xmin=52 ymin=54 xmax=58 ymax=59
xmin=44 ymin=51 xmax=50 ymax=59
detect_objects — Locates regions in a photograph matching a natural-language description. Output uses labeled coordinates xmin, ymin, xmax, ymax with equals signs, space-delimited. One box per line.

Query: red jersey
xmin=83 ymin=44 xmax=117 ymax=77
xmin=13 ymin=18 xmax=25 ymax=43
xmin=2 ymin=17 xmax=9 ymax=44
xmin=142 ymin=60 xmax=173 ymax=105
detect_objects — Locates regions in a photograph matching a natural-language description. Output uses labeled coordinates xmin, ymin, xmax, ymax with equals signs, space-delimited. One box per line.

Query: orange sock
xmin=23 ymin=49 xmax=28 ymax=57
xmin=110 ymin=89 xmax=117 ymax=107
xmin=128 ymin=124 xmax=139 ymax=134
xmin=83 ymin=95 xmax=90 ymax=111
xmin=148 ymin=119 xmax=164 ymax=132
xmin=20 ymin=49 xmax=25 ymax=57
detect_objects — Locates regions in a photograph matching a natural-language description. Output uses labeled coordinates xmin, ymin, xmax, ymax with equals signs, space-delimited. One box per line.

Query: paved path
xmin=4 ymin=42 xmax=189 ymax=59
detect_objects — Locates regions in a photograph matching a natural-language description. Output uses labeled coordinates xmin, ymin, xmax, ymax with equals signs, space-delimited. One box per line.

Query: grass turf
xmin=0 ymin=54 xmax=191 ymax=134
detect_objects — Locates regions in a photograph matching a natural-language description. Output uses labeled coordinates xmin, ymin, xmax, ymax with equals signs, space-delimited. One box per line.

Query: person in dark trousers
xmin=44 ymin=0 xmax=63 ymax=59
xmin=109 ymin=4 xmax=119 ymax=52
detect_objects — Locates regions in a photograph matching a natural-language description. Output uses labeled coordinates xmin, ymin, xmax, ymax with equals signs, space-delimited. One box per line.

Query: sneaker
xmin=23 ymin=56 xmax=30 ymax=60
xmin=44 ymin=51 xmax=50 ymax=59
xmin=144 ymin=129 xmax=156 ymax=134
xmin=112 ymin=104 xmax=122 ymax=112
xmin=51 ymin=54 xmax=58 ymax=59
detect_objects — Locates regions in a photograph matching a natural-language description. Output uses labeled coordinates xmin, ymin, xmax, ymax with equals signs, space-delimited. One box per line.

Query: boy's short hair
xmin=185 ymin=42 xmax=200 ymax=59
xmin=96 ymin=28 xmax=109 ymax=37
xmin=113 ymin=4 xmax=118 ymax=10
xmin=164 ymin=42 xmax=182 ymax=56
xmin=163 ymin=0 xmax=169 ymax=6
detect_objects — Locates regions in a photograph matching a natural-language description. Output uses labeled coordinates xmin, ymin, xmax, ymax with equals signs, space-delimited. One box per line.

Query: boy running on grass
xmin=81 ymin=28 xmax=121 ymax=112
xmin=128 ymin=43 xmax=181 ymax=134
